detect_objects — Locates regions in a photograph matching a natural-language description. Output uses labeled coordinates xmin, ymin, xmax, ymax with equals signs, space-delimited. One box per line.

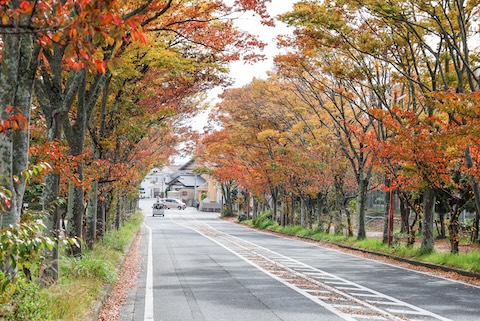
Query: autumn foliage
xmin=198 ymin=0 xmax=480 ymax=254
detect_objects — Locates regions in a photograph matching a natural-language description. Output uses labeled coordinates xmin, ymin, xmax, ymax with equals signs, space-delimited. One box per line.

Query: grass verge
xmin=3 ymin=212 xmax=143 ymax=321
xmin=244 ymin=216 xmax=480 ymax=274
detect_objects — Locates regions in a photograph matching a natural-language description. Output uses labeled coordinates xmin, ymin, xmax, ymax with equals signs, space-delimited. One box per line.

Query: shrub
xmin=62 ymin=254 xmax=116 ymax=284
xmin=252 ymin=211 xmax=273 ymax=228
xmin=1 ymin=279 xmax=50 ymax=321
xmin=0 ymin=220 xmax=57 ymax=304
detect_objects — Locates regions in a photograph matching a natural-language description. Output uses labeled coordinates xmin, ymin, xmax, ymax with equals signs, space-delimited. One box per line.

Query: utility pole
xmin=161 ymin=177 xmax=165 ymax=198
xmin=194 ymin=174 xmax=197 ymax=204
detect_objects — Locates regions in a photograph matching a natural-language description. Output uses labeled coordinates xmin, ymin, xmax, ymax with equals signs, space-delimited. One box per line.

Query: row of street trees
xmin=0 ymin=0 xmax=272 ymax=287
xmin=199 ymin=0 xmax=480 ymax=254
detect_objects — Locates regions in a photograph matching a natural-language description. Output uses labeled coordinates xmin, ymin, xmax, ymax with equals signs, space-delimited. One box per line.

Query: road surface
xmin=119 ymin=198 xmax=480 ymax=321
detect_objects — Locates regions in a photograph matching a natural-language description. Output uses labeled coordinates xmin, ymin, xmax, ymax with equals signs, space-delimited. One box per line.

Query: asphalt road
xmin=119 ymin=199 xmax=480 ymax=321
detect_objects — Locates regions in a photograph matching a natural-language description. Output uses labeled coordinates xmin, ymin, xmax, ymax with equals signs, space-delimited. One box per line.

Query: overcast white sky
xmin=187 ymin=1 xmax=297 ymax=130
xmin=227 ymin=0 xmax=297 ymax=87
xmin=177 ymin=1 xmax=298 ymax=162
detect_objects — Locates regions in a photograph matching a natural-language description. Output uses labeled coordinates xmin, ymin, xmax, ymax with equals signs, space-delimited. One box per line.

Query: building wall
xmin=140 ymin=167 xmax=174 ymax=198
xmin=205 ymin=174 xmax=220 ymax=202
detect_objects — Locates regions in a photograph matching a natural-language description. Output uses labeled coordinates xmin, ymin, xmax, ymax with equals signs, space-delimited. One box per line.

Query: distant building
xmin=140 ymin=159 xmax=223 ymax=211
xmin=139 ymin=166 xmax=178 ymax=198
xmin=197 ymin=173 xmax=223 ymax=212
xmin=167 ymin=174 xmax=206 ymax=206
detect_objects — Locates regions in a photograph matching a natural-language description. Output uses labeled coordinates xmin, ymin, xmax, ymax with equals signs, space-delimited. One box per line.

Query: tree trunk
xmin=408 ymin=210 xmax=419 ymax=247
xmin=316 ymin=196 xmax=323 ymax=228
xmin=86 ymin=181 xmax=99 ymax=249
xmin=356 ymin=177 xmax=369 ymax=239
xmin=221 ymin=182 xmax=234 ymax=217
xmin=97 ymin=198 xmax=106 ymax=240
xmin=0 ymin=31 xmax=38 ymax=227
xmin=307 ymin=199 xmax=313 ymax=229
xmin=325 ymin=212 xmax=333 ymax=234
xmin=399 ymin=196 xmax=410 ymax=234
xmin=421 ymin=188 xmax=435 ymax=253
xmin=245 ymin=191 xmax=251 ymax=220
xmin=437 ymin=211 xmax=446 ymax=239
xmin=465 ymin=147 xmax=480 ymax=243
xmin=334 ymin=189 xmax=343 ymax=235
xmin=38 ymin=92 xmax=66 ymax=282
xmin=345 ymin=208 xmax=353 ymax=237
xmin=271 ymin=187 xmax=278 ymax=222
xmin=115 ymin=194 xmax=121 ymax=230
xmin=290 ymin=195 xmax=295 ymax=225
xmin=63 ymin=68 xmax=102 ymax=255
xmin=0 ymin=136 xmax=15 ymax=227
xmin=448 ymin=207 xmax=460 ymax=254
xmin=382 ymin=189 xmax=391 ymax=244
xmin=38 ymin=171 xmax=61 ymax=285
xmin=300 ymin=197 xmax=306 ymax=227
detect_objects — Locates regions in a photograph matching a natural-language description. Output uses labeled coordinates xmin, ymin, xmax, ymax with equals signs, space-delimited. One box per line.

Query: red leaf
xmin=19 ymin=1 xmax=30 ymax=10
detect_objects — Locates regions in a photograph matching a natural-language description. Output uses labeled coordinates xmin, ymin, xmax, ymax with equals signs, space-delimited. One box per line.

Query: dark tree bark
xmin=399 ymin=196 xmax=410 ymax=235
xmin=0 ymin=31 xmax=38 ymax=227
xmin=421 ymin=188 xmax=435 ymax=253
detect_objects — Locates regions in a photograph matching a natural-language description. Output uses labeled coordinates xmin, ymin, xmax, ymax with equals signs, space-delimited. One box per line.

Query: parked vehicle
xmin=162 ymin=198 xmax=186 ymax=210
xmin=152 ymin=202 xmax=165 ymax=216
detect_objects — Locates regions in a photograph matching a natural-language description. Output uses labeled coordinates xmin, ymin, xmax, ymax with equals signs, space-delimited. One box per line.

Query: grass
xmin=422 ymin=251 xmax=480 ymax=273
xmin=4 ymin=212 xmax=143 ymax=321
xmin=243 ymin=215 xmax=480 ymax=274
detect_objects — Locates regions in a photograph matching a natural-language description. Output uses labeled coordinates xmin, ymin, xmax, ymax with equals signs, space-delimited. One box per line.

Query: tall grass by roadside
xmin=3 ymin=212 xmax=143 ymax=321
xmin=244 ymin=214 xmax=480 ymax=274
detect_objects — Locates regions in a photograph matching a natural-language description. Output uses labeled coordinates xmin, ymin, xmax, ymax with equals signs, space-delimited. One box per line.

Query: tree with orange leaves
xmin=1 ymin=0 xmax=274 ymax=284
xmin=28 ymin=0 xmax=273 ymax=255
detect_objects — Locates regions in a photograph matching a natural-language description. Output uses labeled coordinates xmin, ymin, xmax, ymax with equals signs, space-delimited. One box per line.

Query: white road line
xmin=366 ymin=301 xmax=406 ymax=306
xmin=386 ymin=309 xmax=428 ymax=315
xmin=143 ymin=223 xmax=154 ymax=321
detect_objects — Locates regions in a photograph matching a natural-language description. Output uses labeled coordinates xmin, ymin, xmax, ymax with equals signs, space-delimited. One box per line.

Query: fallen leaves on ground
xmin=98 ymin=231 xmax=142 ymax=321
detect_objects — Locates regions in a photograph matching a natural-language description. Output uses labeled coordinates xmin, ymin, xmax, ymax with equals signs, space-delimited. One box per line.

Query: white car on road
xmin=162 ymin=198 xmax=187 ymax=210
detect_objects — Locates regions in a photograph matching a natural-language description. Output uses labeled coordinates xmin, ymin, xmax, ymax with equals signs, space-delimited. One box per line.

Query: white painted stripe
xmin=349 ymin=293 xmax=382 ymax=297
xmin=366 ymin=301 xmax=406 ymax=306
xmin=386 ymin=309 xmax=429 ymax=315
xmin=347 ymin=314 xmax=387 ymax=320
xmin=144 ymin=223 xmax=154 ymax=321
xmin=331 ymin=304 xmax=366 ymax=309
xmin=307 ymin=290 xmax=331 ymax=294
